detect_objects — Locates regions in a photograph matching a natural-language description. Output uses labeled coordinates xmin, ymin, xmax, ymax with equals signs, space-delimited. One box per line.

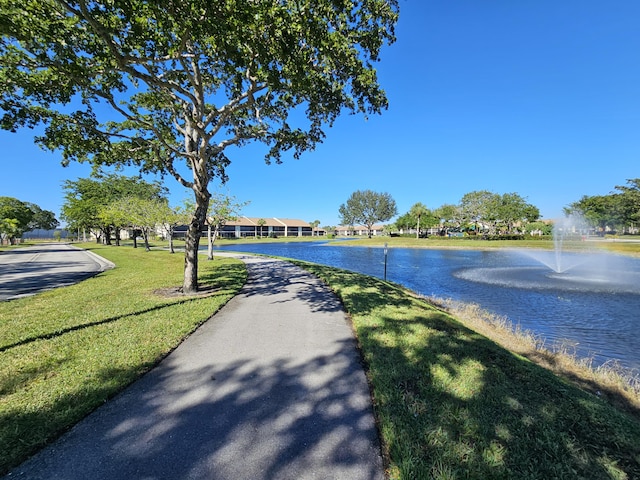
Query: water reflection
xmin=214 ymin=242 xmax=640 ymax=372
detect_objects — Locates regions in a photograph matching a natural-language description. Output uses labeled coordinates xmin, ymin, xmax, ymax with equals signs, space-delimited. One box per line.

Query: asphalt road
xmin=0 ymin=243 xmax=114 ymax=301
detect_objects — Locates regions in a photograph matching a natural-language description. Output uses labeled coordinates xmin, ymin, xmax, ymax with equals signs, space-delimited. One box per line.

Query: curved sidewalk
xmin=5 ymin=254 xmax=384 ymax=480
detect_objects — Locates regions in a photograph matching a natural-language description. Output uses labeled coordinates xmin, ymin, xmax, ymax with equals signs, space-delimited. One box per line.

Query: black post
xmin=384 ymin=242 xmax=388 ymax=281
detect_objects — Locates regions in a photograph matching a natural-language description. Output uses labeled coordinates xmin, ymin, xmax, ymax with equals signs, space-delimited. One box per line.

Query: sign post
xmin=384 ymin=242 xmax=388 ymax=281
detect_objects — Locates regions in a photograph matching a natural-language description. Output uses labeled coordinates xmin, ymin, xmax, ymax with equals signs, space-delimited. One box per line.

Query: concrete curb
xmin=66 ymin=243 xmax=115 ymax=271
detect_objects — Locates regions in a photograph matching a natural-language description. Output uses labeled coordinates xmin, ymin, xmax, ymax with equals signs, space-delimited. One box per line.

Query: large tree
xmin=61 ymin=177 xmax=109 ymax=243
xmin=433 ymin=203 xmax=460 ymax=236
xmin=458 ymin=190 xmax=498 ymax=234
xmin=568 ymin=194 xmax=625 ymax=234
xmin=25 ymin=203 xmax=60 ymax=231
xmin=0 ymin=0 xmax=399 ymax=293
xmin=0 ymin=199 xmax=59 ymax=243
xmin=492 ymin=193 xmax=540 ymax=234
xmin=339 ymin=189 xmax=397 ymax=238
xmin=0 ymin=196 xmax=34 ymax=243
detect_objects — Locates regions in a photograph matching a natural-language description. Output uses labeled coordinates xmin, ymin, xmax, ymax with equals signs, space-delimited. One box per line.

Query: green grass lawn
xmin=336 ymin=235 xmax=640 ymax=255
xmin=0 ymin=244 xmax=246 ymax=474
xmin=294 ymin=261 xmax=640 ymax=480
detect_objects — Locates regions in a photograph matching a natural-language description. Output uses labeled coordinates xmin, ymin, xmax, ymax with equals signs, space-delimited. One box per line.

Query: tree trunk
xmin=207 ymin=224 xmax=213 ymax=260
xmin=168 ymin=226 xmax=175 ymax=254
xmin=143 ymin=228 xmax=150 ymax=251
xmin=183 ymin=191 xmax=209 ymax=294
xmin=208 ymin=227 xmax=219 ymax=260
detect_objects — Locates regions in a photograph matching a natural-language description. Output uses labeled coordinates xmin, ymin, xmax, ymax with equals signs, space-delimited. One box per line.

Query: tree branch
xmin=58 ymin=0 xmax=198 ymax=105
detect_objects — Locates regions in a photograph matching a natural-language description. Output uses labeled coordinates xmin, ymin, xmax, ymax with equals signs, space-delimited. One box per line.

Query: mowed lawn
xmin=0 ymin=244 xmax=246 ymax=474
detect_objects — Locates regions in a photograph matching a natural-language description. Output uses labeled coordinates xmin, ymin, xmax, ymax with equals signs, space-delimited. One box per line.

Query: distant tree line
xmin=393 ymin=190 xmax=542 ymax=238
xmin=565 ymin=178 xmax=640 ymax=235
xmin=340 ymin=180 xmax=640 ymax=238
xmin=0 ymin=197 xmax=59 ymax=244
xmin=61 ymin=173 xmax=246 ymax=255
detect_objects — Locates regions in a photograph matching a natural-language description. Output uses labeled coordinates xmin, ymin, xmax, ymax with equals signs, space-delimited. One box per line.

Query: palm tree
xmin=409 ymin=202 xmax=429 ymax=239
xmin=257 ymin=218 xmax=266 ymax=238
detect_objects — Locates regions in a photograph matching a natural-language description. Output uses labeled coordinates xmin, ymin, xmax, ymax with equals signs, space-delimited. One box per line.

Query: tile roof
xmin=224 ymin=217 xmax=311 ymax=227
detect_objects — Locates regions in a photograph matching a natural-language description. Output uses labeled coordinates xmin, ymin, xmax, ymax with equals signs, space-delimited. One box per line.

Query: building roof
xmin=274 ymin=218 xmax=311 ymax=227
xmin=225 ymin=217 xmax=311 ymax=227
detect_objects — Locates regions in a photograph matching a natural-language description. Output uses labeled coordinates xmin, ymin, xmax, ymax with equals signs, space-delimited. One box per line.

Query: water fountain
xmin=526 ymin=213 xmax=590 ymax=274
xmin=455 ymin=214 xmax=640 ymax=294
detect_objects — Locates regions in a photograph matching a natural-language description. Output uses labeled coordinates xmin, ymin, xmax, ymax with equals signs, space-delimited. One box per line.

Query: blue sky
xmin=1 ymin=0 xmax=639 ymax=227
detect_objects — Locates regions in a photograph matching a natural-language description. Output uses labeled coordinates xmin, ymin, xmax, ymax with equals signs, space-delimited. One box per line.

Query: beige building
xmin=334 ymin=225 xmax=385 ymax=236
xmin=211 ymin=217 xmax=316 ymax=238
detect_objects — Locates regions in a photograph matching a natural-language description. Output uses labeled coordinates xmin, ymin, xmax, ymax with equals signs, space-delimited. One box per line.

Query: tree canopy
xmin=456 ymin=190 xmax=539 ymax=235
xmin=0 ymin=197 xmax=58 ymax=243
xmin=26 ymin=203 xmax=60 ymax=231
xmin=339 ymin=189 xmax=397 ymax=238
xmin=0 ymin=0 xmax=399 ymax=292
xmin=394 ymin=192 xmax=540 ymax=237
xmin=61 ymin=173 xmax=167 ymax=244
xmin=408 ymin=202 xmax=433 ymax=238
xmin=433 ymin=204 xmax=460 ymax=235
xmin=0 ymin=197 xmax=33 ymax=243
xmin=567 ymin=178 xmax=640 ymax=234
xmin=613 ymin=178 xmax=640 ymax=228
xmin=458 ymin=190 xmax=497 ymax=232
xmin=490 ymin=192 xmax=540 ymax=234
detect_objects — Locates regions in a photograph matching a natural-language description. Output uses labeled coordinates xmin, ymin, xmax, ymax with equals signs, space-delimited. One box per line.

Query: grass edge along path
xmin=0 ymin=244 xmax=246 ymax=475
xmin=293 ymin=260 xmax=640 ymax=480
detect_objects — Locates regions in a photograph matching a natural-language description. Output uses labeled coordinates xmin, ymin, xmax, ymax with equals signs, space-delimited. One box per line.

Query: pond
xmin=213 ymin=241 xmax=640 ymax=373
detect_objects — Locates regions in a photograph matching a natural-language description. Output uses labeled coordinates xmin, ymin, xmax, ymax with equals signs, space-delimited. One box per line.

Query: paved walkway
xmin=5 ymin=254 xmax=384 ymax=480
